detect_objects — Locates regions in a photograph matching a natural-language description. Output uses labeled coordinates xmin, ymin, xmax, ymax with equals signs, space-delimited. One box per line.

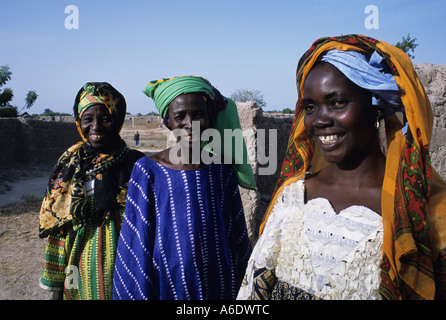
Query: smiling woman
xmin=238 ymin=35 xmax=446 ymax=301
xmin=302 ymin=61 xmax=385 ymax=214
xmin=38 ymin=82 xmax=144 ymax=300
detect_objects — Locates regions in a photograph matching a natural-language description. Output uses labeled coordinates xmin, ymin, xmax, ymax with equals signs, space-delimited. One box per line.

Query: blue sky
xmin=1 ymin=0 xmax=445 ymax=115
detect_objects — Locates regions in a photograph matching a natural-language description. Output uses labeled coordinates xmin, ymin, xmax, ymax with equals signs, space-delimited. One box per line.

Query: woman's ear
xmin=163 ymin=109 xmax=172 ymax=130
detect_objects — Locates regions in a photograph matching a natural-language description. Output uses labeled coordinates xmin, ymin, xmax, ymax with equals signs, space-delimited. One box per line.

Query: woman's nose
xmin=183 ymin=116 xmax=192 ymax=129
xmin=91 ymin=117 xmax=102 ymax=129
xmin=313 ymin=106 xmax=333 ymax=128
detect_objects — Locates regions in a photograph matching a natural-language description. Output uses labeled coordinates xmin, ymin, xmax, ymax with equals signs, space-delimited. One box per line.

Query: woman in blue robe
xmin=113 ymin=76 xmax=256 ymax=300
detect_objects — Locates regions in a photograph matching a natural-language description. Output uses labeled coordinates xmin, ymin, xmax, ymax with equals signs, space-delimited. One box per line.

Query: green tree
xmin=0 ymin=65 xmax=12 ymax=86
xmin=0 ymin=105 xmax=17 ymax=117
xmin=19 ymin=90 xmax=38 ymax=113
xmin=0 ymin=65 xmax=13 ymax=108
xmin=0 ymin=87 xmax=13 ymax=107
xmin=42 ymin=108 xmax=58 ymax=116
xmin=282 ymin=107 xmax=293 ymax=114
xmin=395 ymin=33 xmax=418 ymax=59
xmin=0 ymin=65 xmax=17 ymax=117
xmin=40 ymin=108 xmax=70 ymax=117
xmin=0 ymin=65 xmax=38 ymax=117
xmin=230 ymin=88 xmax=266 ymax=108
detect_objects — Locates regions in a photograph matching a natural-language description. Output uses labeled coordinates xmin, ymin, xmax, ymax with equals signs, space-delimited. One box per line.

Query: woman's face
xmin=303 ymin=62 xmax=378 ymax=165
xmin=80 ymin=104 xmax=120 ymax=152
xmin=167 ymin=93 xmax=211 ymax=144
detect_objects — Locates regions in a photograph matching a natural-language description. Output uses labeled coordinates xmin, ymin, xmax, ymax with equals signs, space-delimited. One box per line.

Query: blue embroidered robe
xmin=113 ymin=156 xmax=252 ymax=300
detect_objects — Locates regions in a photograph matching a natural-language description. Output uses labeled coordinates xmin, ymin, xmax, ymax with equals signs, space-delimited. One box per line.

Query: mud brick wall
xmin=236 ymin=102 xmax=293 ymax=241
xmin=414 ymin=63 xmax=446 ymax=178
xmin=0 ymin=118 xmax=79 ymax=166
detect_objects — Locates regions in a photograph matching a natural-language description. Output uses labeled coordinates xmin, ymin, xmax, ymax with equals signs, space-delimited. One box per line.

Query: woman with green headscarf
xmin=113 ymin=75 xmax=255 ymax=300
xmin=38 ymin=82 xmax=144 ymax=300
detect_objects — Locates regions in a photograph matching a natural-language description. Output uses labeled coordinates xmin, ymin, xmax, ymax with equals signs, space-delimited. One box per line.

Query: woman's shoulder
xmin=114 ymin=148 xmax=145 ymax=173
xmin=127 ymin=156 xmax=160 ymax=185
xmin=278 ymin=177 xmax=306 ymax=202
xmin=145 ymin=149 xmax=183 ymax=170
xmin=148 ymin=149 xmax=168 ymax=165
xmin=126 ymin=148 xmax=146 ymax=163
xmin=148 ymin=149 xmax=221 ymax=172
xmin=259 ymin=178 xmax=306 ymax=243
xmin=133 ymin=153 xmax=156 ymax=169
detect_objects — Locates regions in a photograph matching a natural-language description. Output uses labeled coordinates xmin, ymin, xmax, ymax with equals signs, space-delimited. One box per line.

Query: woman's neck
xmin=150 ymin=148 xmax=207 ymax=171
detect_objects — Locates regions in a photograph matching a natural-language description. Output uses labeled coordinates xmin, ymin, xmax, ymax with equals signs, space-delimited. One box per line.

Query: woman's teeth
xmin=319 ymin=135 xmax=340 ymax=144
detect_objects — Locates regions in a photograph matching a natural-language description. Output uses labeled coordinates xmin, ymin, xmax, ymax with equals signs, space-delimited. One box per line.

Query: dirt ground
xmin=0 ymin=201 xmax=53 ymax=300
xmin=0 ymin=126 xmax=167 ymax=300
xmin=0 ymin=163 xmax=55 ymax=300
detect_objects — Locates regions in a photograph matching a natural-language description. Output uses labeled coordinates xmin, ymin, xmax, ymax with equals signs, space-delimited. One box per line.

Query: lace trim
xmin=238 ymin=179 xmax=383 ymax=300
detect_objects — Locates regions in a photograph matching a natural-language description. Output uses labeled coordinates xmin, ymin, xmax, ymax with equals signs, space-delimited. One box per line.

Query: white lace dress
xmin=237 ymin=179 xmax=383 ymax=300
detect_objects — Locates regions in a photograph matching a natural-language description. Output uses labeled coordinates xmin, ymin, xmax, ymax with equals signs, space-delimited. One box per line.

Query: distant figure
xmin=134 ymin=131 xmax=140 ymax=146
xmin=38 ymin=82 xmax=144 ymax=300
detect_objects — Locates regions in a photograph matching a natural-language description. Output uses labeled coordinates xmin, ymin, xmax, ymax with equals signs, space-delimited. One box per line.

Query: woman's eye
xmin=193 ymin=113 xmax=204 ymax=120
xmin=332 ymin=100 xmax=346 ymax=108
xmin=304 ymin=104 xmax=316 ymax=113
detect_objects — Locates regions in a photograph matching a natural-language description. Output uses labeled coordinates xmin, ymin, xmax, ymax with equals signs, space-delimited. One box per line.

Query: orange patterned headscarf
xmin=260 ymin=35 xmax=446 ymax=299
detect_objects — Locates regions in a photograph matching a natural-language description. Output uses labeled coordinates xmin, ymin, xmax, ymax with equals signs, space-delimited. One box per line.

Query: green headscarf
xmin=143 ymin=75 xmax=215 ymax=118
xmin=143 ymin=75 xmax=257 ymax=190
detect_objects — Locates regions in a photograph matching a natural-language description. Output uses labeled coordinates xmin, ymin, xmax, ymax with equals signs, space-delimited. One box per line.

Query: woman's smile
xmin=317 ymin=133 xmax=344 ymax=146
xmin=90 ymin=133 xmax=105 ymax=140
